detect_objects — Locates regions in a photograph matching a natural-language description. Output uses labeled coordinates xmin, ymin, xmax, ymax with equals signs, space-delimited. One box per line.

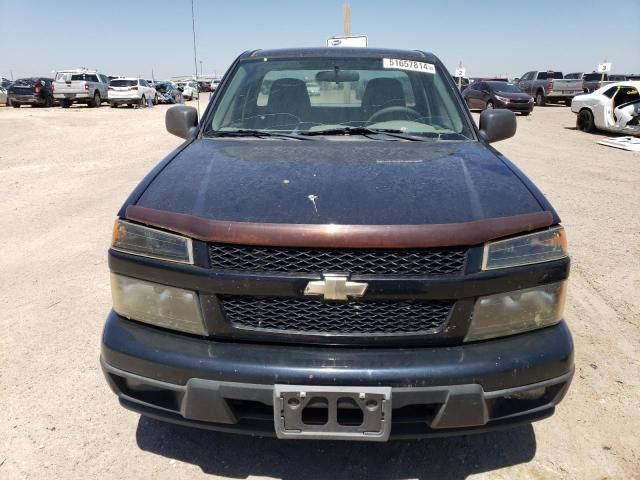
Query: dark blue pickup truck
xmin=101 ymin=48 xmax=573 ymax=441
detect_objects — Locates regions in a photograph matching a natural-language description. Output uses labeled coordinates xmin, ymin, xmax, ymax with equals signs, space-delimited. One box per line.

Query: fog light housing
xmin=465 ymin=281 xmax=567 ymax=342
xmin=111 ymin=273 xmax=206 ymax=335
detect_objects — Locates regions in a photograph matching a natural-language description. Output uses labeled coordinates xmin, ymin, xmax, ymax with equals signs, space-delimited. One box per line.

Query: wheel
xmin=90 ymin=92 xmax=101 ymax=108
xmin=140 ymin=95 xmax=146 ymax=107
xmin=12 ymin=101 xmax=20 ymax=108
xmin=44 ymin=96 xmax=53 ymax=108
xmin=154 ymin=94 xmax=158 ymax=105
xmin=535 ymin=91 xmax=546 ymax=106
xmin=61 ymin=99 xmax=72 ymax=108
xmin=485 ymin=100 xmax=494 ymax=110
xmin=110 ymin=103 xmax=118 ymax=108
xmin=565 ymin=98 xmax=572 ymax=106
xmin=520 ymin=111 xmax=530 ymax=116
xmin=576 ymin=109 xmax=596 ymax=133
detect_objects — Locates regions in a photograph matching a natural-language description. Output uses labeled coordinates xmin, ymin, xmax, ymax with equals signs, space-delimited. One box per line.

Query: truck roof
xmin=245 ymin=47 xmax=436 ymax=62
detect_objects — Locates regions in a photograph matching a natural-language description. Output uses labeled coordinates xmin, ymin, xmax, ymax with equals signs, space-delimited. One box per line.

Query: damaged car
xmin=572 ymin=81 xmax=640 ymax=135
xmin=101 ymin=48 xmax=574 ymax=441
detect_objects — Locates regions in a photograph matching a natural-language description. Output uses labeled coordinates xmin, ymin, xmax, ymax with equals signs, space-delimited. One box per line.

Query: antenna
xmin=191 ymin=0 xmax=200 ymax=116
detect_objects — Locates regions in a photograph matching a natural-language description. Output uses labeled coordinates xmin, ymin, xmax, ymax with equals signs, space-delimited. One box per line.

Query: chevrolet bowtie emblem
xmin=304 ymin=274 xmax=368 ymax=301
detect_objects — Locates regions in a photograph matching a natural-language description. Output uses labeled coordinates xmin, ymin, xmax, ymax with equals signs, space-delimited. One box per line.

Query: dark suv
xmin=7 ymin=77 xmax=55 ymax=108
xmin=101 ymin=48 xmax=573 ymax=441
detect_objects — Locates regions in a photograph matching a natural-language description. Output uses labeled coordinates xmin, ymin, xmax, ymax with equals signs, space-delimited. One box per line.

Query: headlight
xmin=465 ymin=281 xmax=567 ymax=342
xmin=112 ymin=219 xmax=193 ymax=264
xmin=529 ymin=97 xmax=535 ymax=103
xmin=494 ymin=95 xmax=510 ymax=103
xmin=483 ymin=227 xmax=567 ymax=270
xmin=111 ymin=273 xmax=206 ymax=335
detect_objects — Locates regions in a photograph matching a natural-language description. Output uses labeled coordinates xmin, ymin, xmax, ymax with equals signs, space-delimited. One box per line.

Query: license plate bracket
xmin=274 ymin=385 xmax=392 ymax=441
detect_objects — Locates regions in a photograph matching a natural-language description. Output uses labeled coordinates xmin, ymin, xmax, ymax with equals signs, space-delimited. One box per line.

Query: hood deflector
xmin=125 ymin=205 xmax=553 ymax=248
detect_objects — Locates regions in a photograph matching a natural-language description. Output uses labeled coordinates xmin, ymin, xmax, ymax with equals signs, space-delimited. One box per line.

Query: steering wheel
xmin=367 ymin=106 xmax=421 ymax=124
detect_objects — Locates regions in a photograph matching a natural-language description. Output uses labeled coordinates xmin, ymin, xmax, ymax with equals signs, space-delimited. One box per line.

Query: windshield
xmin=204 ymin=56 xmax=472 ymax=139
xmin=490 ymin=82 xmax=523 ymax=93
xmin=110 ymin=79 xmax=137 ymax=87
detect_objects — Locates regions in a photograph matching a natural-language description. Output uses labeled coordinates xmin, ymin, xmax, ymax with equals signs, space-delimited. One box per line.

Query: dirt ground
xmin=0 ymin=98 xmax=638 ymax=480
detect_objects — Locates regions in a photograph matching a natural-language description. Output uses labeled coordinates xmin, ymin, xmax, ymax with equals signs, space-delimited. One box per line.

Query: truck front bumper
xmin=101 ymin=311 xmax=574 ymax=439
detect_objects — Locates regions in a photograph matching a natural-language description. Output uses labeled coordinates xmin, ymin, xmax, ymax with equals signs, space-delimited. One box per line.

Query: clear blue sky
xmin=2 ymin=0 xmax=639 ymax=80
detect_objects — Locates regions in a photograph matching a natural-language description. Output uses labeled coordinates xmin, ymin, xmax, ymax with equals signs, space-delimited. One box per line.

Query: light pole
xmin=200 ymin=60 xmax=203 ymax=78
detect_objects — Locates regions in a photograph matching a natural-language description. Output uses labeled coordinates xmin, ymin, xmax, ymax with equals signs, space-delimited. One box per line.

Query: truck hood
xmin=135 ymin=139 xmax=544 ymax=225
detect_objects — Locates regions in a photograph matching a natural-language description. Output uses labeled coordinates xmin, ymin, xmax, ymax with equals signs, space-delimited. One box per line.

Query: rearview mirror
xmin=316 ymin=70 xmax=360 ymax=83
xmin=479 ymin=109 xmax=516 ymax=143
xmin=166 ymin=105 xmax=198 ymax=139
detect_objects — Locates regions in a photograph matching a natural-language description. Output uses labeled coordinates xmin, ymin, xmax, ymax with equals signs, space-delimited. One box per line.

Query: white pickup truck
xmin=53 ymin=69 xmax=110 ymax=108
xmin=515 ymin=71 xmax=583 ymax=106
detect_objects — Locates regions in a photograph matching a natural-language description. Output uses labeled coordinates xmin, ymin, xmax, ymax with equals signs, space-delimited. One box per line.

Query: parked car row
xmin=456 ymin=70 xmax=639 ymax=118
xmin=2 ymin=69 xmax=204 ymax=108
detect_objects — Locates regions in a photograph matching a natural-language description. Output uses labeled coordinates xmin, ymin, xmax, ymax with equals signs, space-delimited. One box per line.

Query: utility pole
xmin=200 ymin=60 xmax=203 ymax=78
xmin=343 ymin=4 xmax=351 ymax=36
xmin=343 ymin=4 xmax=351 ymax=103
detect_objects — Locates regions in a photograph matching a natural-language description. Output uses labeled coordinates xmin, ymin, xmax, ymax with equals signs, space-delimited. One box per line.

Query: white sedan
xmin=571 ymin=81 xmax=640 ymax=136
xmin=176 ymin=81 xmax=199 ymax=101
xmin=108 ymin=78 xmax=157 ymax=107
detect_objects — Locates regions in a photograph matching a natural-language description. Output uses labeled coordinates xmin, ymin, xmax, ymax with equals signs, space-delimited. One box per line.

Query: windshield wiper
xmin=205 ymin=129 xmax=311 ymax=140
xmin=298 ymin=126 xmax=426 ymax=141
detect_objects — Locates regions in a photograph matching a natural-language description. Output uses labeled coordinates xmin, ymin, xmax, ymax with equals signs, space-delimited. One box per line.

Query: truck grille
xmin=219 ymin=296 xmax=454 ymax=335
xmin=208 ymin=244 xmax=466 ymax=275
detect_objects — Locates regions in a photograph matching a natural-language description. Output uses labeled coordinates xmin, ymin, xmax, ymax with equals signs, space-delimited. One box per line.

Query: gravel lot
xmin=1 ymin=99 xmax=638 ymax=480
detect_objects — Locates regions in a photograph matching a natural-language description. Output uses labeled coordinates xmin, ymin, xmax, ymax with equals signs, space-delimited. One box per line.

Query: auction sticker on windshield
xmin=383 ymin=58 xmax=435 ymax=74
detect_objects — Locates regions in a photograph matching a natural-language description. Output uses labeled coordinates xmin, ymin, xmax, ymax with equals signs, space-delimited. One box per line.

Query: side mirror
xmin=513 ymin=78 xmax=520 ymax=83
xmin=166 ymin=105 xmax=198 ymax=139
xmin=479 ymin=109 xmax=516 ymax=143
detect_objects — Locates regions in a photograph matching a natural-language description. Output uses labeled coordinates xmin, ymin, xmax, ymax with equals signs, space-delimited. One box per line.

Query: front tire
xmin=576 ymin=109 xmax=596 ymax=133
xmin=140 ymin=95 xmax=146 ymax=107
xmin=61 ymin=99 xmax=72 ymax=108
xmin=44 ymin=96 xmax=53 ymax=108
xmin=521 ymin=111 xmax=530 ymax=116
xmin=535 ymin=91 xmax=546 ymax=106
xmin=12 ymin=101 xmax=20 ymax=108
xmin=153 ymin=94 xmax=158 ymax=105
